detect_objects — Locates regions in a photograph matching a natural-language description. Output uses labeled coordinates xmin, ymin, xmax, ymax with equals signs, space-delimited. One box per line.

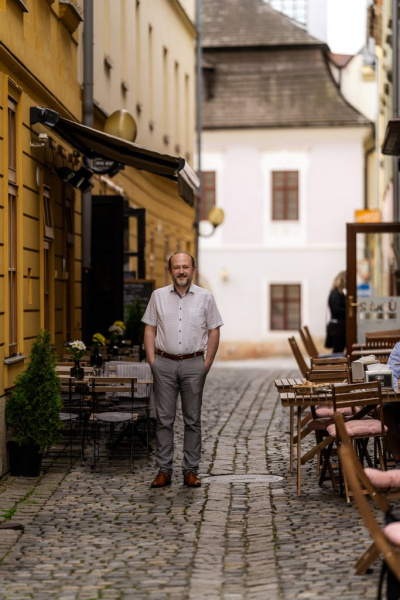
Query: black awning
xmin=382 ymin=118 xmax=400 ymax=156
xmin=30 ymin=107 xmax=199 ymax=205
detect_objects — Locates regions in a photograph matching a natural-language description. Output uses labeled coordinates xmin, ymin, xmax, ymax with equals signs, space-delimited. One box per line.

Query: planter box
xmin=7 ymin=441 xmax=43 ymax=477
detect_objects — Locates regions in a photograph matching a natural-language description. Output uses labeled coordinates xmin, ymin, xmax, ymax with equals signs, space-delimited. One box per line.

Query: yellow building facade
xmin=87 ymin=0 xmax=198 ymax=286
xmin=0 ymin=0 xmax=198 ymax=476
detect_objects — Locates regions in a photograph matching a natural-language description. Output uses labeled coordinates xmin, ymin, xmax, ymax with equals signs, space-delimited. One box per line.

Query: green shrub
xmin=125 ymin=299 xmax=145 ymax=346
xmin=5 ymin=330 xmax=63 ymax=452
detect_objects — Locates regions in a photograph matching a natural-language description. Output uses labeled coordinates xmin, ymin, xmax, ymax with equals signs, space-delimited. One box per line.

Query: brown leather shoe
xmin=184 ymin=471 xmax=201 ymax=487
xmin=150 ymin=471 xmax=171 ymax=488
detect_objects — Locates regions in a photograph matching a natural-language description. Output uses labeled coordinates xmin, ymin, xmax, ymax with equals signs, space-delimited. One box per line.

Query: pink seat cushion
xmin=384 ymin=522 xmax=400 ymax=547
xmin=326 ymin=419 xmax=387 ymax=438
xmin=315 ymin=406 xmax=355 ymax=418
xmin=364 ymin=468 xmax=400 ymax=489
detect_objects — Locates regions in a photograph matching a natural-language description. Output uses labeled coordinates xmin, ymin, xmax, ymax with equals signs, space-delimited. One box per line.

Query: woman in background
xmin=325 ymin=271 xmax=347 ymax=353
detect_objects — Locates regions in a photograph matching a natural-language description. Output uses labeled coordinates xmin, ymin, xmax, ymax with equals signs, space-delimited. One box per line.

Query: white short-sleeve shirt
xmin=142 ymin=284 xmax=223 ymax=355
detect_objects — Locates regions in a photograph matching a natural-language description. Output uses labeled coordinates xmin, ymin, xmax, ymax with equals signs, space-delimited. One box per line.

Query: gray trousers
xmin=151 ymin=355 xmax=207 ymax=474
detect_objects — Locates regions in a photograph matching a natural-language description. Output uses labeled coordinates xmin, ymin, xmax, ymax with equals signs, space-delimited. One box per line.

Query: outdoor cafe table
xmin=275 ymin=378 xmax=400 ymax=497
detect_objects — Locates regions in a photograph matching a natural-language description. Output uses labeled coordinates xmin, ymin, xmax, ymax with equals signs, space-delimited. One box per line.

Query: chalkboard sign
xmin=123 ymin=279 xmax=155 ymax=320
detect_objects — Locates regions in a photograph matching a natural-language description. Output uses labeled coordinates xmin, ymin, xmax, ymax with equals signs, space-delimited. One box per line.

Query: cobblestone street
xmin=0 ymin=359 xmax=384 ymax=599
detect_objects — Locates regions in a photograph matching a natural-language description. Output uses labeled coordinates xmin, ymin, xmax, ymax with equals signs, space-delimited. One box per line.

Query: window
xmin=65 ymin=198 xmax=74 ymax=245
xmin=43 ymin=186 xmax=54 ymax=240
xmin=8 ymin=188 xmax=17 ymax=354
xmin=272 ymin=171 xmax=299 ymax=220
xmin=8 ymin=98 xmax=17 ymax=183
xmin=43 ymin=187 xmax=54 ymax=332
xmin=270 ymin=284 xmax=301 ymax=330
xmin=201 ymin=171 xmax=216 ymax=221
xmin=8 ymin=95 xmax=18 ymax=355
xmin=44 ymin=242 xmax=50 ymax=331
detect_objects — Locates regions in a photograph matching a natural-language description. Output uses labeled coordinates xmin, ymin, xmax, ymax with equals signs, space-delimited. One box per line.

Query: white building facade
xmin=200 ymin=0 xmax=373 ymax=359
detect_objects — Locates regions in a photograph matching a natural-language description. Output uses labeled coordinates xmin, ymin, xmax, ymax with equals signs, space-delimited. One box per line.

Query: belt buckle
xmin=177 ymin=355 xmax=184 ymax=360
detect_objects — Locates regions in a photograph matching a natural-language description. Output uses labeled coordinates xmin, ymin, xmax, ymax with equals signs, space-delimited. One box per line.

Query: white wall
xmin=200 ymin=126 xmax=370 ymax=351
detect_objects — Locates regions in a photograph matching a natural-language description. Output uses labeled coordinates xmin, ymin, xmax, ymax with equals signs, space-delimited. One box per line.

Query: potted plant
xmin=108 ymin=320 xmax=125 ymax=356
xmin=5 ymin=329 xmax=63 ymax=477
xmin=90 ymin=332 xmax=106 ymax=368
xmin=66 ymin=339 xmax=86 ymax=379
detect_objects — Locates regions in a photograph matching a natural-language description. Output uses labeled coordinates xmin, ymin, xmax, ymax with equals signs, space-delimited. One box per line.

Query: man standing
xmin=142 ymin=251 xmax=223 ymax=488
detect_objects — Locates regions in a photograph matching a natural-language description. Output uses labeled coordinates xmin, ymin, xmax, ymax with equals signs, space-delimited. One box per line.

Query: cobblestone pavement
xmin=0 ymin=359 xmax=386 ymax=599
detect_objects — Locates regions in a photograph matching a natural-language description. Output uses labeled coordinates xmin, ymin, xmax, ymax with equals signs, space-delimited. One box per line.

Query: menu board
xmin=123 ymin=279 xmax=155 ymax=319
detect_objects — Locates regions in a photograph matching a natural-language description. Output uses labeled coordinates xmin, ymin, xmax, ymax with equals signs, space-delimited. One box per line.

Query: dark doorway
xmin=88 ymin=196 xmax=146 ymax=340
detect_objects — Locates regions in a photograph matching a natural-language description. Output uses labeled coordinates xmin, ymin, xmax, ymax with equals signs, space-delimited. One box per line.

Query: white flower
xmin=108 ymin=325 xmax=123 ymax=336
xmin=71 ymin=340 xmax=86 ymax=351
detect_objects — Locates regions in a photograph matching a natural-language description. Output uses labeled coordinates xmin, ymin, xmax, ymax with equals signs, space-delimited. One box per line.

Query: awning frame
xmin=30 ymin=107 xmax=199 ymax=206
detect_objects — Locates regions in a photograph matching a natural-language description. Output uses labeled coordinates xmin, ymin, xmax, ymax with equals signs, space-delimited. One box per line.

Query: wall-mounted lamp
xmin=30 ymin=133 xmax=50 ymax=148
xmin=104 ymin=109 xmax=137 ymax=142
xmin=56 ymin=165 xmax=94 ymax=192
xmin=199 ymin=206 xmax=225 ymax=237
xmin=219 ymin=267 xmax=229 ymax=281
xmin=30 ymin=106 xmax=59 ymax=127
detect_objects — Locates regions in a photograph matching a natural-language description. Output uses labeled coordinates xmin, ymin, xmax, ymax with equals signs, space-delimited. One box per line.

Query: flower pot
xmin=90 ymin=349 xmax=103 ymax=368
xmin=70 ymin=361 xmax=84 ymax=380
xmin=7 ymin=441 xmax=43 ymax=477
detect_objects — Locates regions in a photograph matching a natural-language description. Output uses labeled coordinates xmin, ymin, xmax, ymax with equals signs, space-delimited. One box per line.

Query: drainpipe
xmin=195 ymin=0 xmax=202 ymax=278
xmin=82 ymin=0 xmax=93 ymax=341
xmin=393 ymin=0 xmax=399 ymax=220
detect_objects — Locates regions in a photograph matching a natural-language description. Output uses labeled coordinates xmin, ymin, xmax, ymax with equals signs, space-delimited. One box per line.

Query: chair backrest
xmin=331 ymin=381 xmax=383 ymax=422
xmin=338 ymin=444 xmax=400 ymax=581
xmin=307 ymin=367 xmax=350 ymax=385
xmin=288 ymin=336 xmax=309 ymax=378
xmin=89 ymin=376 xmax=137 ymax=394
xmin=365 ymin=335 xmax=399 ymax=349
xmin=311 ymin=356 xmax=350 ymax=368
xmin=365 ymin=329 xmax=400 ymax=339
xmin=333 ymin=412 xmax=390 ymax=512
xmin=299 ymin=326 xmax=318 ymax=358
xmin=300 ymin=325 xmax=318 ymax=358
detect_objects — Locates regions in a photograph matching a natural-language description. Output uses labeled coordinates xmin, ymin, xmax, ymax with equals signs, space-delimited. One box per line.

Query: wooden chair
xmin=288 ymin=336 xmax=309 ymax=378
xmin=365 ymin=335 xmax=399 ymax=350
xmin=304 ymin=367 xmax=351 ymax=484
xmin=322 ymin=382 xmax=387 ymax=498
xmin=334 ymin=412 xmax=400 ymax=575
xmin=286 ymin=337 xmax=313 ymax=477
xmin=338 ymin=443 xmax=400 ymax=591
xmin=299 ymin=326 xmax=319 ymax=358
xmin=300 ymin=325 xmax=346 ymax=359
xmin=89 ymin=377 xmax=138 ymax=471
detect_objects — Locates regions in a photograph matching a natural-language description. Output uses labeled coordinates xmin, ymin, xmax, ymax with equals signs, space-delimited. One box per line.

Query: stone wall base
xmin=217 ymin=337 xmax=326 ymax=361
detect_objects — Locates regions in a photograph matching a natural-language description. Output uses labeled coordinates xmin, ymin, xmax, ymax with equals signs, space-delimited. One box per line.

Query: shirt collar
xmin=170 ymin=284 xmax=195 ymax=297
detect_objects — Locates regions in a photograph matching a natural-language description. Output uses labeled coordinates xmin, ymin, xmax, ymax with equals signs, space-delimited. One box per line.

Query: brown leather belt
xmin=156 ymin=349 xmax=204 ymax=361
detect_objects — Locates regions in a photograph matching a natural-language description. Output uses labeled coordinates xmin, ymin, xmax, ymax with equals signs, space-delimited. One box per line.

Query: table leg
xmin=289 ymin=406 xmax=294 ymax=473
xmin=297 ymin=406 xmax=302 ymax=496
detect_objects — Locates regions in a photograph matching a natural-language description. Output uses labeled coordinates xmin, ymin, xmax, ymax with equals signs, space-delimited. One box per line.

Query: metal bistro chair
xmin=58 ymin=375 xmax=90 ymax=465
xmin=90 ymin=377 xmax=138 ymax=471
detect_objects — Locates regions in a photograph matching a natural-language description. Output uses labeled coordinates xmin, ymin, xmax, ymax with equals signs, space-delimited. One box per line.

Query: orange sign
xmin=355 ymin=209 xmax=381 ymax=223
